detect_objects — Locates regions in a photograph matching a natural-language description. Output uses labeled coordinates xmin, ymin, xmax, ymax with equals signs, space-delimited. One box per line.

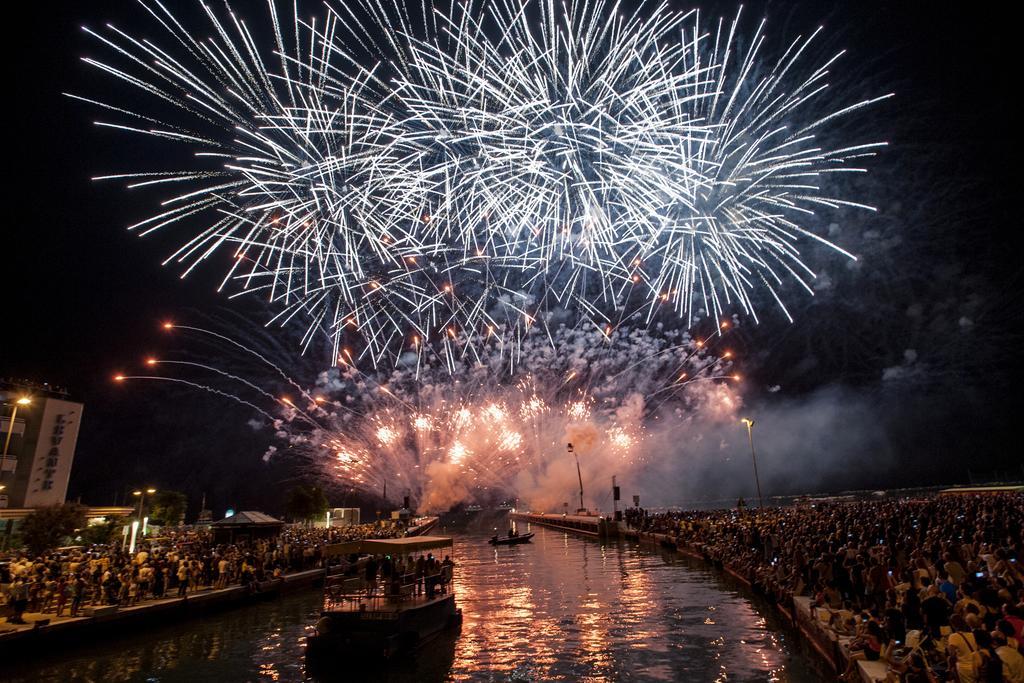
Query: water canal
xmin=4 ymin=526 xmax=822 ymax=682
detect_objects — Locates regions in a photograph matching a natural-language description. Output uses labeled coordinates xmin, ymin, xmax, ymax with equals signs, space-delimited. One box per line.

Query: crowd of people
xmin=626 ymin=494 xmax=1024 ymax=682
xmin=1 ymin=521 xmax=405 ymax=625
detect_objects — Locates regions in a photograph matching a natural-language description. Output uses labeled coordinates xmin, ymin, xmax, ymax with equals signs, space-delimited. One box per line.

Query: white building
xmin=1 ymin=381 xmax=82 ymax=509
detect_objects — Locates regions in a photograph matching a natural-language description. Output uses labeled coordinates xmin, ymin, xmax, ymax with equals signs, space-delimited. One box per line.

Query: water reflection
xmin=4 ymin=526 xmax=818 ymax=682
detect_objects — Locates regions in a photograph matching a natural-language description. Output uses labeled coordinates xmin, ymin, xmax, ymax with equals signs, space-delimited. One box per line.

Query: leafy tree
xmin=78 ymin=516 xmax=130 ymax=545
xmin=284 ymin=484 xmax=329 ymax=523
xmin=19 ymin=503 xmax=87 ymax=555
xmin=149 ymin=490 xmax=188 ymax=526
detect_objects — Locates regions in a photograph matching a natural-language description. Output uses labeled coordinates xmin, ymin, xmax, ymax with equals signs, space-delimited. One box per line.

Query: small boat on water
xmin=488 ymin=532 xmax=534 ymax=545
xmin=307 ymin=536 xmax=462 ymax=665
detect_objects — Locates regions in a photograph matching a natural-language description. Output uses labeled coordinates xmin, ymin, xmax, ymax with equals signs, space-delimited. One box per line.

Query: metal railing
xmin=324 ymin=569 xmax=454 ymax=611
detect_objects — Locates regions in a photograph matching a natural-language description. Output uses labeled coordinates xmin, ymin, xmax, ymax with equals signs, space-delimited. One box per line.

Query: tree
xmin=19 ymin=504 xmax=87 ymax=555
xmin=78 ymin=516 xmax=130 ymax=545
xmin=284 ymin=484 xmax=329 ymax=523
xmin=149 ymin=490 xmax=188 ymax=526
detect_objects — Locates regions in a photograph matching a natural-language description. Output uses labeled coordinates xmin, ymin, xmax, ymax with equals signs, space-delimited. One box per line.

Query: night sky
xmin=7 ymin=1 xmax=1021 ymax=516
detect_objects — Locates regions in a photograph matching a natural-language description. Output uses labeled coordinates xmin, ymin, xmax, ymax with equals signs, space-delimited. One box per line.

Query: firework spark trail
xmin=78 ymin=0 xmax=888 ymax=366
xmin=113 ymin=318 xmax=741 ymax=509
xmin=112 ymin=374 xmax=278 ymax=421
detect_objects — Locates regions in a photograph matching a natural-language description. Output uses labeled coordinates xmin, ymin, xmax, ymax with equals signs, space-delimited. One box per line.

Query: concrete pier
xmin=509 ymin=512 xmax=621 ymax=537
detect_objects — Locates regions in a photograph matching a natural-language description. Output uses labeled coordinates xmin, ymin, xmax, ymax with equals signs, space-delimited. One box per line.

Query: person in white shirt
xmin=947 ymin=615 xmax=979 ymax=683
xmin=994 ymin=631 xmax=1024 ymax=683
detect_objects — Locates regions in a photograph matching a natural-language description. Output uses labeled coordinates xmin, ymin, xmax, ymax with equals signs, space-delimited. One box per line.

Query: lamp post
xmin=1 ymin=397 xmax=32 ymax=482
xmin=740 ymin=418 xmax=763 ymax=509
xmin=133 ymin=487 xmax=157 ymax=527
xmin=567 ymin=443 xmax=584 ymax=513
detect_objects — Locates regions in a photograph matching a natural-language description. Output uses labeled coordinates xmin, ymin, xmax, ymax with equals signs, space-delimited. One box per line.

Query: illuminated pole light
xmin=568 ymin=443 xmax=585 ymax=513
xmin=128 ymin=520 xmax=140 ymax=554
xmin=1 ymin=397 xmax=32 ymax=478
xmin=741 ymin=418 xmax=764 ymax=509
xmin=133 ymin=487 xmax=156 ymax=526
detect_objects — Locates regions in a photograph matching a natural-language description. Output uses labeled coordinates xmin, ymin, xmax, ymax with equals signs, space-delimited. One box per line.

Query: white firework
xmin=77 ymin=0 xmax=888 ymax=365
xmin=643 ymin=9 xmax=893 ymax=324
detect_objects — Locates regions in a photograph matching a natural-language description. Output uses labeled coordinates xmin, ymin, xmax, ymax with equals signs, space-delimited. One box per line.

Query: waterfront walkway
xmin=0 ymin=567 xmax=326 ymax=652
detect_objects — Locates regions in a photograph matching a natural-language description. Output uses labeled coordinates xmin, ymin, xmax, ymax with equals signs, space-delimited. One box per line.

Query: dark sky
xmin=6 ymin=1 xmax=1022 ymax=514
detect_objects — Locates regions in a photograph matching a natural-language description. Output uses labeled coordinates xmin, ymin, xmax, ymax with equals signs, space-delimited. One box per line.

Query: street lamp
xmin=133 ymin=487 xmax=157 ymax=526
xmin=567 ymin=443 xmax=585 ymax=513
xmin=740 ymin=418 xmax=764 ymax=509
xmin=1 ymin=397 xmax=32 ymax=482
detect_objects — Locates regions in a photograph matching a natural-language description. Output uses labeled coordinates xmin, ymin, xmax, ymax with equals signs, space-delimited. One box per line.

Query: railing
xmin=324 ymin=568 xmax=454 ymax=611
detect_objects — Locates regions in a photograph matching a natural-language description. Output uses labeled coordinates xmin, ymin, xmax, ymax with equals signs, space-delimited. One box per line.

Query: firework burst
xmin=279 ymin=320 xmax=742 ymax=509
xmin=114 ymin=318 xmax=742 ymax=510
xmin=79 ymin=0 xmax=888 ymax=364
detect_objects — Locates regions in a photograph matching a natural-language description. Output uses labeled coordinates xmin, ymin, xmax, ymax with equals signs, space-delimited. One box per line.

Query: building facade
xmin=1 ymin=381 xmax=83 ymax=509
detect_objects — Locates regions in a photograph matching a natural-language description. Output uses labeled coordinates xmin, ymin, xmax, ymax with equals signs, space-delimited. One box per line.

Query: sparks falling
xmin=115 ymin=319 xmax=742 ymax=510
xmin=78 ymin=0 xmax=889 ymax=366
xmin=276 ymin=321 xmax=743 ymax=510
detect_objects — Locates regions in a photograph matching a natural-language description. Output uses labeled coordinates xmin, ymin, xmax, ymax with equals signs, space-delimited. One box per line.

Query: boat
xmin=307 ymin=536 xmax=462 ymax=664
xmin=488 ymin=532 xmax=534 ymax=545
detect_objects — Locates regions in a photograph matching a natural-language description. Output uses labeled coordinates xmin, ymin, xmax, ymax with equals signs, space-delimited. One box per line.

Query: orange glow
xmin=281 ymin=397 xmax=293 ymax=405
xmin=162 ymin=322 xmax=174 ymax=330
xmin=114 ymin=375 xmax=125 ymax=382
xmin=723 ymin=351 xmax=732 ymax=359
xmin=145 ymin=358 xmax=157 ymax=366
xmin=732 ymin=374 xmax=741 ymax=381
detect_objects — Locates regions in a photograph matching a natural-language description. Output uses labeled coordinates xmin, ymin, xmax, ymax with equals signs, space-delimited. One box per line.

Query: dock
xmin=509 ymin=512 xmax=617 ymax=537
xmin=0 ymin=567 xmax=326 ymax=657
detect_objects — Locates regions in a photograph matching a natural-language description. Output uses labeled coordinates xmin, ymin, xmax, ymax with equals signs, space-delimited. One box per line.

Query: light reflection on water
xmin=5 ymin=526 xmax=819 ymax=682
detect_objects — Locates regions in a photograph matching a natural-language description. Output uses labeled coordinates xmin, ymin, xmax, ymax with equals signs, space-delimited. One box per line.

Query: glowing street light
xmin=2 ymin=397 xmax=32 ymax=481
xmin=133 ymin=487 xmax=157 ymax=527
xmin=740 ymin=418 xmax=764 ymax=509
